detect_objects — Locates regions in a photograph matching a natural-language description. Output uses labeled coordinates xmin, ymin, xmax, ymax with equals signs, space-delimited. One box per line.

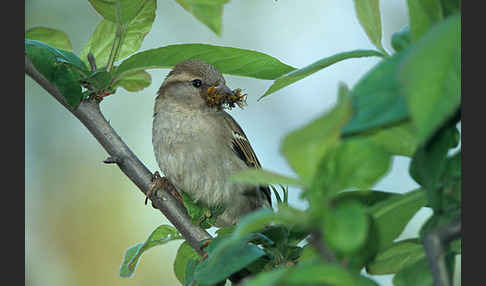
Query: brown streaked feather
xmin=222 ymin=112 xmax=272 ymax=206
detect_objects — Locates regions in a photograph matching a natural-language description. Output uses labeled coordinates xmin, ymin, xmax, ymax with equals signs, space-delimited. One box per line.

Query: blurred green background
xmin=25 ymin=1 xmax=447 ymax=285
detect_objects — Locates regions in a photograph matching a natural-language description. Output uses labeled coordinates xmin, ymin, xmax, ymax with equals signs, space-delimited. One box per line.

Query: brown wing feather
xmin=222 ymin=112 xmax=272 ymax=206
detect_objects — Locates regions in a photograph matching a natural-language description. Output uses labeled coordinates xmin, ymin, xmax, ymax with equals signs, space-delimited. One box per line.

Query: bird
xmin=151 ymin=59 xmax=272 ymax=227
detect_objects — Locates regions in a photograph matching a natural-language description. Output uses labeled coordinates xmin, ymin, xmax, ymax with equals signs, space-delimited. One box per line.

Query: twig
xmin=25 ymin=55 xmax=212 ymax=256
xmin=310 ymin=230 xmax=336 ymax=263
xmin=104 ymin=156 xmax=121 ymax=164
xmin=87 ymin=52 xmax=97 ymax=72
xmin=423 ymin=216 xmax=461 ymax=286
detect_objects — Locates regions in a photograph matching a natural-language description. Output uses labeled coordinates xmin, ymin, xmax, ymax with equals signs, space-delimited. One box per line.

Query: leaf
xmin=358 ymin=276 xmax=380 ymax=286
xmin=80 ymin=0 xmax=156 ymax=68
xmin=119 ymin=225 xmax=183 ymax=277
xmin=312 ymin=137 xmax=392 ymax=199
xmin=366 ymin=122 xmax=418 ymax=157
xmin=25 ymin=27 xmax=73 ymax=51
xmin=232 ymin=207 xmax=307 ymax=241
xmin=369 ymin=188 xmax=427 ymax=251
xmin=406 ymin=0 xmax=444 ymax=41
xmin=193 ymin=236 xmax=265 ymax=285
xmin=324 ymin=200 xmax=370 ymax=254
xmin=113 ymin=70 xmax=152 ymax=92
xmin=333 ymin=190 xmax=402 ymax=207
xmin=392 ymin=258 xmax=434 ymax=286
xmin=230 ymin=169 xmax=303 ymax=187
xmin=281 ymin=91 xmax=352 ymax=184
xmin=366 ymin=239 xmax=425 ymax=275
xmin=242 ymin=268 xmax=289 ymax=286
xmin=441 ymin=150 xmax=461 ymax=208
xmin=391 ymin=26 xmax=411 ymax=52
xmin=181 ymin=192 xmax=224 ymax=229
xmin=353 ymin=0 xmax=386 ymax=53
xmin=88 ymin=0 xmax=147 ymax=24
xmin=281 ymin=262 xmax=359 ymax=286
xmin=341 ymin=50 xmax=409 ymax=135
xmin=409 ymin=126 xmax=459 ymax=211
xmin=174 ymin=241 xmax=200 ymax=285
xmin=261 ymin=50 xmax=384 ymax=99
xmin=25 ymin=39 xmax=88 ymax=108
xmin=440 ymin=0 xmax=461 ymax=17
xmin=82 ymin=70 xmax=113 ymax=91
xmin=175 ymin=0 xmax=230 ymax=36
xmin=400 ymin=13 xmax=461 ymax=144
xmin=114 ymin=43 xmax=296 ymax=81
xmin=347 ymin=218 xmax=381 ymax=270
xmin=184 ymin=259 xmax=200 ymax=286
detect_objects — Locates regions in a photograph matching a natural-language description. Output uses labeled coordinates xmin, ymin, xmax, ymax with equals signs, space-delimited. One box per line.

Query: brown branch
xmin=25 ymin=55 xmax=211 ymax=256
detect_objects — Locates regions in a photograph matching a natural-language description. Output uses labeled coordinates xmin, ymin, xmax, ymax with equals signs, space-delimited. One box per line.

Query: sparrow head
xmin=157 ymin=59 xmax=234 ymax=107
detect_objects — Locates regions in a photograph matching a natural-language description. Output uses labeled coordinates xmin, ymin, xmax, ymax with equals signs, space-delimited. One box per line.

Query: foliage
xmin=26 ymin=0 xmax=461 ymax=285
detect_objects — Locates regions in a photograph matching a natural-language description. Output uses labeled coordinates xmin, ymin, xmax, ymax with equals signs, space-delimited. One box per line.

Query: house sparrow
xmin=152 ymin=59 xmax=271 ymax=227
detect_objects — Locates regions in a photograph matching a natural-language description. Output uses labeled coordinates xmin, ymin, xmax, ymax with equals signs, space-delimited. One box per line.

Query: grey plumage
xmin=152 ymin=59 xmax=271 ymax=227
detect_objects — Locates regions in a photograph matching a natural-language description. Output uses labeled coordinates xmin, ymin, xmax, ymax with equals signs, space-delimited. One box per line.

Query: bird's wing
xmin=221 ymin=111 xmax=272 ymax=206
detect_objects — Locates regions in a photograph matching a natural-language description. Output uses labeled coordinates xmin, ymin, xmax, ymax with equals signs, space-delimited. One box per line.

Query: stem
xmin=423 ymin=217 xmax=461 ymax=286
xmin=106 ymin=25 xmax=124 ymax=72
xmin=25 ymin=55 xmax=212 ymax=256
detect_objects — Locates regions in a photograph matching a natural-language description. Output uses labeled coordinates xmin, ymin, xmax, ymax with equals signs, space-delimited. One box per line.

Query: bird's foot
xmin=145 ymin=171 xmax=184 ymax=207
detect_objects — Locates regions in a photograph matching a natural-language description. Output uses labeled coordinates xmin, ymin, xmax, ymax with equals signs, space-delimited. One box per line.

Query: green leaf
xmin=80 ymin=0 xmax=156 ymax=68
xmin=113 ymin=70 xmax=152 ymax=92
xmin=353 ymin=0 xmax=386 ymax=54
xmin=242 ymin=268 xmax=289 ymax=286
xmin=347 ymin=218 xmax=381 ymax=270
xmin=333 ymin=190 xmax=402 ymax=207
xmin=400 ymin=13 xmax=461 ymax=144
xmin=312 ymin=137 xmax=392 ymax=199
xmin=369 ymin=188 xmax=427 ymax=251
xmin=181 ymin=192 xmax=224 ymax=229
xmin=232 ymin=207 xmax=307 ymax=241
xmin=366 ymin=239 xmax=425 ymax=275
xmin=281 ymin=92 xmax=352 ymax=184
xmin=406 ymin=0 xmax=444 ymax=41
xmin=193 ymin=236 xmax=265 ymax=285
xmin=358 ymin=276 xmax=380 ymax=286
xmin=174 ymin=241 xmax=200 ymax=285
xmin=184 ymin=259 xmax=200 ymax=286
xmin=281 ymin=262 xmax=359 ymax=285
xmin=114 ymin=44 xmax=296 ymax=81
xmin=341 ymin=50 xmax=409 ymax=135
xmin=366 ymin=122 xmax=418 ymax=157
xmin=392 ymin=258 xmax=434 ymax=286
xmin=391 ymin=26 xmax=411 ymax=52
xmin=261 ymin=50 xmax=384 ymax=99
xmin=119 ymin=225 xmax=183 ymax=277
xmin=25 ymin=27 xmax=73 ymax=51
xmin=230 ymin=169 xmax=303 ymax=187
xmin=324 ymin=200 xmax=370 ymax=254
xmin=25 ymin=39 xmax=88 ymax=108
xmin=409 ymin=126 xmax=459 ymax=211
xmin=88 ymin=0 xmax=147 ymax=24
xmin=440 ymin=0 xmax=461 ymax=17
xmin=82 ymin=70 xmax=113 ymax=91
xmin=175 ymin=0 xmax=230 ymax=36
xmin=441 ymin=150 xmax=461 ymax=207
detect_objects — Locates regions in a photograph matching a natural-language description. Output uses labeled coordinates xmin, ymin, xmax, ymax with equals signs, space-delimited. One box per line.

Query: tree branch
xmin=25 ymin=55 xmax=211 ymax=256
xmin=423 ymin=216 xmax=461 ymax=286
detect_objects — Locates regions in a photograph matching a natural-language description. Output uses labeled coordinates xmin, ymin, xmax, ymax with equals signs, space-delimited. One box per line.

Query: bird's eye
xmin=192 ymin=79 xmax=202 ymax=88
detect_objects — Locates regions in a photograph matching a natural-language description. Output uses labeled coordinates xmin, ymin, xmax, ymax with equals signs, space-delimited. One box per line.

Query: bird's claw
xmin=145 ymin=171 xmax=185 ymax=207
xmin=145 ymin=171 xmax=163 ymax=205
